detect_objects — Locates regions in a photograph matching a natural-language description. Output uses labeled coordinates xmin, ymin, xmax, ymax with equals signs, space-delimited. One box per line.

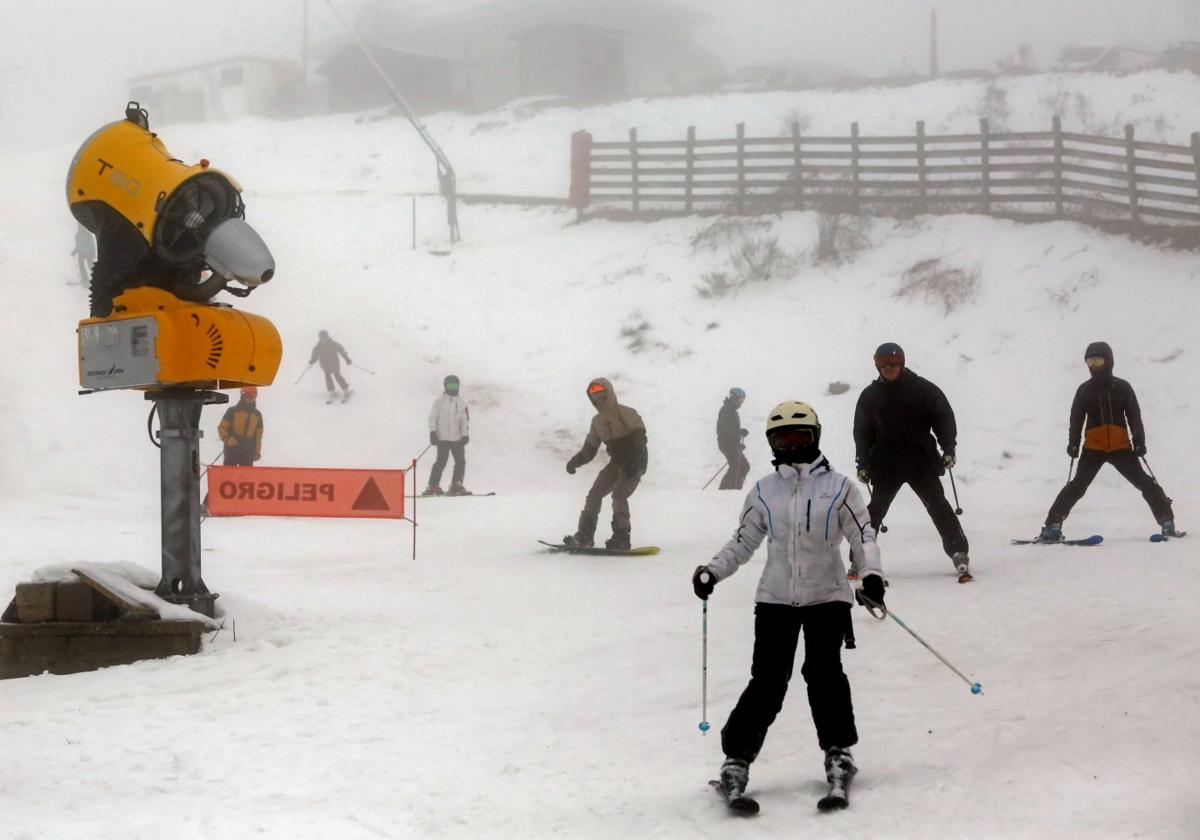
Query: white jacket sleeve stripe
xmin=755 ymin=480 xmax=774 ymax=540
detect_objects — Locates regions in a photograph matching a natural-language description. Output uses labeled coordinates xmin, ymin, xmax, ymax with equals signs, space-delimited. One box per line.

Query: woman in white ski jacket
xmin=693 ymin=400 xmax=885 ymax=805
xmin=424 ymin=374 xmax=471 ymax=495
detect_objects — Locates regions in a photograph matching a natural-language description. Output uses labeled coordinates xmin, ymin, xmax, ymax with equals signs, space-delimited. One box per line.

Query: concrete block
xmin=55 ymin=581 xmax=120 ymax=623
xmin=14 ymin=583 xmax=56 ymax=623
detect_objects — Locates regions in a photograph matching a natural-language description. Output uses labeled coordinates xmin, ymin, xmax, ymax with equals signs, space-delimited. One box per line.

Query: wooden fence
xmin=567 ymin=117 xmax=1200 ymax=226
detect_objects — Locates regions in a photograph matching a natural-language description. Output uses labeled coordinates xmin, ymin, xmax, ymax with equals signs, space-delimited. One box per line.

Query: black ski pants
xmin=1047 ymin=448 xmax=1173 ymax=525
xmin=718 ymin=445 xmax=750 ymax=490
xmin=721 ymin=601 xmax=857 ymax=762
xmin=429 ymin=440 xmax=466 ymax=487
xmin=868 ymin=471 xmax=968 ymax=558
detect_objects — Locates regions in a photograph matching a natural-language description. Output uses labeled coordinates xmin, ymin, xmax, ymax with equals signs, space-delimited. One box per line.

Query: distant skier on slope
xmin=562 ymin=377 xmax=648 ymax=550
xmin=853 ymin=342 xmax=971 ymax=580
xmin=1035 ymin=341 xmax=1178 ymax=542
xmin=309 ymin=329 xmax=352 ymax=403
xmin=717 ymin=387 xmax=750 ymax=490
xmin=71 ymin=222 xmax=96 ymax=286
xmin=424 ymin=374 xmax=471 ymax=496
xmin=692 ymin=400 xmax=883 ymax=811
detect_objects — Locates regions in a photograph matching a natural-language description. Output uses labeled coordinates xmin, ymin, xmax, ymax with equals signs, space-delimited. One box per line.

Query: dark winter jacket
xmin=1070 ymin=342 xmax=1143 ymax=453
xmin=309 ymin=337 xmax=350 ymax=372
xmin=716 ymin=398 xmax=744 ymax=454
xmin=218 ymin=400 xmax=263 ymax=461
xmin=569 ymin=377 xmax=649 ymax=477
xmin=853 ymin=368 xmax=956 ymax=479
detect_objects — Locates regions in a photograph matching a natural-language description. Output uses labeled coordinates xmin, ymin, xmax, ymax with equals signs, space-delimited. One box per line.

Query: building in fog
xmin=127 ymin=56 xmax=303 ymax=124
xmin=1053 ymin=45 xmax=1159 ymax=74
xmin=315 ymin=0 xmax=723 ymax=115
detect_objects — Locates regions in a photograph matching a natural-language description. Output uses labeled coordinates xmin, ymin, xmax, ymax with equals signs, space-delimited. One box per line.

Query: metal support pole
xmin=149 ymin=390 xmax=227 ymax=617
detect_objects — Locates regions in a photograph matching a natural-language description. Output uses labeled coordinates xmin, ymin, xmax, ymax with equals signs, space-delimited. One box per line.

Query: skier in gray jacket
xmin=692 ymin=400 xmax=884 ymax=805
xmin=424 ymin=374 xmax=470 ymax=495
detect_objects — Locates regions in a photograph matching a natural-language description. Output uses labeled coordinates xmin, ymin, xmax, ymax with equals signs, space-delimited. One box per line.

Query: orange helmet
xmin=240 ymin=386 xmax=258 ymax=399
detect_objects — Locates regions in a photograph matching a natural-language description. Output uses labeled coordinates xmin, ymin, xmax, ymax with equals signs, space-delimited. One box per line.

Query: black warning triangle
xmin=351 ymin=477 xmax=390 ymax=511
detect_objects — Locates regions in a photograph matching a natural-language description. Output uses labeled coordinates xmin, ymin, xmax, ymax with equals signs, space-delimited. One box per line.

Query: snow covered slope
xmin=1 ymin=75 xmax=1198 ymax=838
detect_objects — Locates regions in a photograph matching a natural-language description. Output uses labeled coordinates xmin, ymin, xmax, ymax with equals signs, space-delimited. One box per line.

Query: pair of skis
xmin=1011 ymin=531 xmax=1187 ymax=546
xmin=709 ymin=776 xmax=850 ymax=815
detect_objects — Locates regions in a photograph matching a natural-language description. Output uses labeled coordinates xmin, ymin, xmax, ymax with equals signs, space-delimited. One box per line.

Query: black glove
xmin=430 ymin=431 xmax=439 ymax=446
xmin=857 ymin=574 xmax=885 ymax=608
xmin=856 ymin=466 xmax=870 ymax=484
xmin=1133 ymin=443 xmax=1146 ymax=457
xmin=692 ymin=566 xmax=716 ymax=600
xmin=566 ymin=458 xmax=579 ymax=475
xmin=346 ymin=359 xmax=353 ymax=366
xmin=739 ymin=428 xmax=748 ymax=438
xmin=1067 ymin=443 xmax=1079 ymax=458
xmin=941 ymin=450 xmax=956 ymax=470
xmin=461 ymin=436 xmax=470 ymax=446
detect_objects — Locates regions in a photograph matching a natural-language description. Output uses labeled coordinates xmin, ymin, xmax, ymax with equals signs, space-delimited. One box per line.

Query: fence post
xmin=1192 ymin=132 xmax=1200 ymax=216
xmin=851 ymin=121 xmax=861 ymax=214
xmin=1124 ymin=124 xmax=1140 ymax=226
xmin=916 ymin=120 xmax=928 ymax=212
xmin=736 ymin=122 xmax=746 ymax=213
xmin=568 ymin=129 xmax=593 ymax=222
xmin=980 ymin=118 xmax=991 ymax=215
xmin=1052 ymin=115 xmax=1064 ymax=218
xmin=685 ymin=125 xmax=696 ymax=214
xmin=629 ymin=127 xmax=639 ymax=215
xmin=791 ymin=121 xmax=804 ymax=210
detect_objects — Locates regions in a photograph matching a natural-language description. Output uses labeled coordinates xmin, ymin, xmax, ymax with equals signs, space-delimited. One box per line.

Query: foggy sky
xmin=1 ymin=0 xmax=1197 ymax=147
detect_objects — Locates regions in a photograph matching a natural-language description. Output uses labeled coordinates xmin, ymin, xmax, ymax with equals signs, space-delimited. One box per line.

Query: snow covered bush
xmin=895 ymin=257 xmax=982 ymax=314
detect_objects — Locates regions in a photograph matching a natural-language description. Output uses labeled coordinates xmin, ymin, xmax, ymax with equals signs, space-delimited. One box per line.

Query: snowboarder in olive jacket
xmin=853 ymin=342 xmax=970 ymax=577
xmin=1037 ymin=341 xmax=1177 ymax=541
xmin=563 ymin=377 xmax=648 ymax=550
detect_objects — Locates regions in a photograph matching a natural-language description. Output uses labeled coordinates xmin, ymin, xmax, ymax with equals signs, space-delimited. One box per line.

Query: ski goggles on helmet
xmin=768 ymin=427 xmax=816 ymax=449
xmin=587 ymin=382 xmax=608 ymax=397
xmin=1085 ymin=356 xmax=1106 ymax=369
xmin=874 ymin=355 xmax=903 ymax=370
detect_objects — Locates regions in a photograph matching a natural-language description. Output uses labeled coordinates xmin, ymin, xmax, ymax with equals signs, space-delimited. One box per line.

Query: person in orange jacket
xmin=218 ymin=387 xmax=263 ymax=466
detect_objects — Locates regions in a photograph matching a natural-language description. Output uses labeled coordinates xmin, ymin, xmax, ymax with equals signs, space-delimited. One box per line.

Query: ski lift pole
xmin=324 ymin=0 xmax=460 ymax=243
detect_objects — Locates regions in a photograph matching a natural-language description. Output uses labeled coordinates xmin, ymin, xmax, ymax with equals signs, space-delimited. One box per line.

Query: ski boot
xmin=341 ymin=388 xmax=352 ymax=403
xmin=447 ymin=482 xmax=470 ymax=497
xmin=605 ymin=529 xmax=631 ymax=550
xmin=1160 ymin=518 xmax=1183 ymax=538
xmin=422 ymin=484 xmax=445 ymax=497
xmin=819 ymin=746 xmax=856 ymax=810
xmin=719 ymin=757 xmax=750 ymax=799
xmin=951 ymin=551 xmax=973 ymax=583
xmin=562 ymin=532 xmax=594 ymax=549
xmin=1036 ymin=521 xmax=1064 ymax=544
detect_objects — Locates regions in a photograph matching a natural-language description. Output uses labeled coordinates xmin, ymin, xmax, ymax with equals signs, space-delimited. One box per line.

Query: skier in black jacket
xmin=1037 ymin=341 xmax=1177 ymax=541
xmin=853 ymin=342 xmax=970 ymax=578
xmin=716 ymin=387 xmax=750 ymax=489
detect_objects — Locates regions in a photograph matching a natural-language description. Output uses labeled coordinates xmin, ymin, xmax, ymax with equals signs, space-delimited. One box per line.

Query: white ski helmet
xmin=765 ymin=400 xmax=821 ymax=451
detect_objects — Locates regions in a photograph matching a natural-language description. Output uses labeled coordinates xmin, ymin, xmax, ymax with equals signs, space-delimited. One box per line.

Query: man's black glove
xmin=1133 ymin=443 xmax=1146 ymax=457
xmin=856 ymin=465 xmax=870 ymax=484
xmin=692 ymin=566 xmax=716 ymax=600
xmin=430 ymin=431 xmax=439 ymax=446
xmin=461 ymin=436 xmax=469 ymax=446
xmin=739 ymin=428 xmax=748 ymax=438
xmin=1067 ymin=443 xmax=1079 ymax=458
xmin=857 ymin=574 xmax=885 ymax=608
xmin=566 ymin=457 xmax=580 ymax=475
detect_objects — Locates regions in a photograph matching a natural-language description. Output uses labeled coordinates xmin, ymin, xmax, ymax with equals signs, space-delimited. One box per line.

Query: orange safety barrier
xmin=206 ymin=466 xmax=405 ymax=519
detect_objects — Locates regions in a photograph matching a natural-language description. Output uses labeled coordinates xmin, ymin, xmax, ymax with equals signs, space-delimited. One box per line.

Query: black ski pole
xmin=948 ymin=468 xmax=963 ymax=516
xmin=1067 ymin=456 xmax=1075 ymax=483
xmin=701 ymin=463 xmax=727 ymax=490
xmin=1140 ymin=455 xmax=1158 ymax=484
xmin=414 ymin=443 xmax=433 ymax=462
xmin=865 ymin=480 xmax=888 ymax=533
xmin=698 ymin=584 xmax=711 ymax=735
xmin=294 ymin=363 xmax=313 ymax=385
xmin=352 ymin=364 xmax=377 ymax=375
